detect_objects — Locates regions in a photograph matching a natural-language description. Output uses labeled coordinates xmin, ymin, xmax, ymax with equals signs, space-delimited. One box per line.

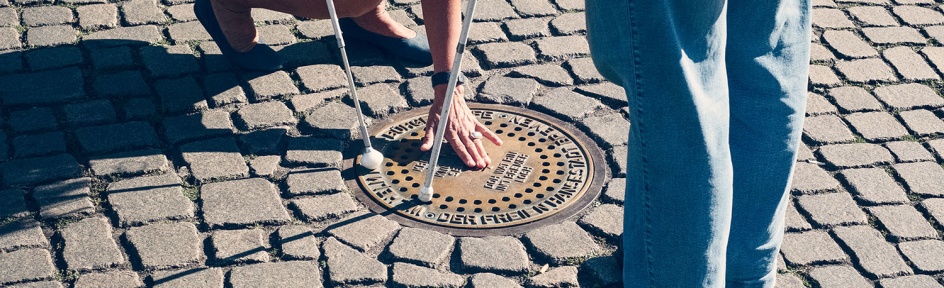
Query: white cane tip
xmin=418 ymin=186 xmax=433 ymax=202
xmin=359 ymin=149 xmax=384 ymax=171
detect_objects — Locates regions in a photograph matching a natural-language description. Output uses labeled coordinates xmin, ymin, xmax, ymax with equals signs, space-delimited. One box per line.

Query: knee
xmin=334 ymin=0 xmax=382 ymax=17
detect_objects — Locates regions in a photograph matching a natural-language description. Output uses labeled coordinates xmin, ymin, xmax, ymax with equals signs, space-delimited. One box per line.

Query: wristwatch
xmin=431 ymin=71 xmax=468 ymax=87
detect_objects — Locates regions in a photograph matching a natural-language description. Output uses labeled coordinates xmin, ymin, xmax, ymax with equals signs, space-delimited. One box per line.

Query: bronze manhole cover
xmin=347 ymin=104 xmax=609 ymax=236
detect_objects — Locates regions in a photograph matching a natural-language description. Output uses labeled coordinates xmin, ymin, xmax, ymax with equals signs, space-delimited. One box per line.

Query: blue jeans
xmin=586 ymin=0 xmax=811 ymax=287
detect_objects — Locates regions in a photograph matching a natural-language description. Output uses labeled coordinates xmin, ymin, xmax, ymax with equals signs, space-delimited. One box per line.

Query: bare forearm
xmin=422 ymin=0 xmax=462 ymax=75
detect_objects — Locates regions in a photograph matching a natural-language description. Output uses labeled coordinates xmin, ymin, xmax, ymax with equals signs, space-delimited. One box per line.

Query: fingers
xmin=474 ymin=139 xmax=491 ymax=168
xmin=464 ymin=137 xmax=487 ymax=169
xmin=476 ymin=122 xmax=503 ymax=146
xmin=447 ymin=134 xmax=476 ymax=167
xmin=420 ymin=123 xmax=435 ymax=151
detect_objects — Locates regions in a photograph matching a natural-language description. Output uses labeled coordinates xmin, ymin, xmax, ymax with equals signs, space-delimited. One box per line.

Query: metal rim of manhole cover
xmin=344 ymin=104 xmax=610 ymax=236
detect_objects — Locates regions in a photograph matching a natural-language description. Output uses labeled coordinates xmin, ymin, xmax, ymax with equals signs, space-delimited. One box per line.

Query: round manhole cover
xmin=346 ymin=104 xmax=609 ymax=236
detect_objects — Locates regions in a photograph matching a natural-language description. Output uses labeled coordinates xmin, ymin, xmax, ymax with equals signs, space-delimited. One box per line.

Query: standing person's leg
xmin=586 ymin=0 xmax=733 ymax=286
xmin=724 ymin=0 xmax=811 ymax=287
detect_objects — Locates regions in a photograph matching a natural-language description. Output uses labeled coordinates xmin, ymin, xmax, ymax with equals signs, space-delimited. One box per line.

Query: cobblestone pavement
xmin=0 ymin=0 xmax=944 ymax=286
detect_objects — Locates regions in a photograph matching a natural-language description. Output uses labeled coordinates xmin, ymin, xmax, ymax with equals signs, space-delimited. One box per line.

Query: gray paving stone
xmin=927 ymin=26 xmax=944 ymax=43
xmin=802 ymin=115 xmax=855 ymax=144
xmin=290 ymin=192 xmax=358 ymax=222
xmin=776 ymin=274 xmax=805 ymax=288
xmin=235 ymin=101 xmax=297 ymax=130
xmin=509 ymin=0 xmax=557 ymax=16
xmin=609 ymin=146 xmax=628 ymax=177
xmin=107 ymin=174 xmax=193 ymax=226
xmin=478 ymin=76 xmax=540 ymax=105
xmin=869 ymin=205 xmax=938 ymax=241
xmin=791 ymin=161 xmax=840 ymax=193
xmin=528 ymin=266 xmax=578 ymax=288
xmin=25 ymin=46 xmax=84 ymax=71
xmin=0 ymin=27 xmax=20 ymax=50
xmin=551 ymin=12 xmax=586 ymax=35
xmin=809 ymin=65 xmax=841 ymax=86
xmin=239 ymin=127 xmax=288 ymax=155
xmin=26 ymin=25 xmax=76 ymax=47
xmin=8 ymin=281 xmax=64 ymax=288
xmin=284 ymin=137 xmax=344 ymax=167
xmin=34 ymin=178 xmax=94 ymax=219
xmin=459 ymin=237 xmax=530 ymax=273
xmin=327 ymin=212 xmax=400 ymax=252
xmin=536 ymin=36 xmax=589 ymax=60
xmin=576 ymin=83 xmax=627 ymax=106
xmin=166 ymin=4 xmax=196 ymax=21
xmin=13 ymin=132 xmax=67 ymax=158
xmin=275 ymin=41 xmax=335 ymax=67
xmin=0 ymin=50 xmax=22 ymax=73
xmin=532 ymin=87 xmax=603 ymax=121
xmin=581 ymin=112 xmax=630 ymax=149
xmin=862 ymin=27 xmax=927 ymax=44
xmin=899 ymin=109 xmax=944 ymax=136
xmin=284 ymin=169 xmax=345 ymax=196
xmin=76 ymin=4 xmax=118 ymax=30
xmin=806 ymin=92 xmax=838 ymax=115
xmin=289 ymin=91 xmax=345 ymax=115
xmin=295 ymin=19 xmax=332 ymax=39
xmin=0 ymin=67 xmax=83 ymax=105
xmin=199 ymin=42 xmax=236 ymax=72
xmin=840 ymin=168 xmax=909 ymax=204
xmin=885 ymin=140 xmax=934 ymax=162
xmin=74 ymin=271 xmax=142 ymax=288
xmin=602 ymin=178 xmax=625 ymax=203
xmin=180 ymin=137 xmax=250 ymax=182
xmin=786 ymin=200 xmax=812 ymax=231
xmin=504 ymin=17 xmax=551 ymax=40
xmin=797 ymin=144 xmax=815 ymax=162
xmin=296 ymin=64 xmax=346 ymax=92
xmin=813 ymin=8 xmax=854 ymax=28
xmin=125 ymin=222 xmax=204 ymax=269
xmin=202 ymin=178 xmax=291 ymax=227
xmin=810 ymin=43 xmax=835 ymax=61
xmin=121 ymin=0 xmax=166 ymax=25
xmin=89 ymin=46 xmax=133 ymax=71
xmin=511 ymin=64 xmax=574 ymax=86
xmin=167 ymin=21 xmax=211 ymax=43
xmin=0 ymin=7 xmax=15 ymax=27
xmin=928 ymin=139 xmax=944 ymax=160
xmin=475 ymin=42 xmax=536 ymax=69
xmin=828 ymin=86 xmax=883 ymax=113
xmin=204 ymin=73 xmax=248 ymax=107
xmin=578 ymin=204 xmax=622 ymax=239
xmin=818 ymin=143 xmax=894 ymax=168
xmin=880 ymin=275 xmax=944 ymax=288
xmin=89 ymin=149 xmax=169 ymax=176
xmin=83 ymin=25 xmax=164 ymax=47
xmin=0 ymin=190 xmax=29 ymax=218
xmin=0 ymin=219 xmax=47 ymax=251
xmin=808 ymin=265 xmax=872 ymax=288
xmin=76 ymin=121 xmax=161 ymax=154
xmin=0 ymin=154 xmax=82 ymax=187
xmin=348 ymin=83 xmax=408 ymax=117
xmin=94 ymin=70 xmax=150 ymax=98
xmin=469 ymin=22 xmax=507 ymax=44
xmin=21 ymin=6 xmax=73 ymax=27
xmin=163 ymin=110 xmax=235 ymax=144
xmin=323 ymin=237 xmax=387 ymax=285
xmin=470 ymin=273 xmax=521 ymax=288
xmin=566 ymin=58 xmax=605 ymax=83
xmin=780 ymin=231 xmax=848 ymax=265
xmin=211 ymin=228 xmax=269 ymax=264
xmin=797 ymin=192 xmax=867 ymax=227
xmin=834 ymin=58 xmax=897 ymax=83
xmin=845 ymin=112 xmax=909 ymax=141
xmin=924 ymin=198 xmax=944 ymax=226
xmin=257 ymin=24 xmax=296 ymax=45
xmin=230 ymin=261 xmax=323 ymax=288
xmin=8 ymin=107 xmax=58 ymax=133
xmin=249 ymin=155 xmax=281 ymax=177
xmin=62 ymin=100 xmax=116 ymax=127
xmin=277 ymin=225 xmax=319 ymax=260
xmin=404 ymin=77 xmax=435 ymax=106
xmin=246 ymin=71 xmax=300 ymax=101
xmin=61 ymin=217 xmax=128 ymax=271
xmin=894 ymin=161 xmax=944 ymax=197
xmin=156 ymin=76 xmax=208 ymax=114
xmin=553 ymin=0 xmax=583 ymax=10
xmin=0 ymin=249 xmax=55 ymax=285
xmin=581 ymin=256 xmax=621 ymax=287
xmin=475 ymin=0 xmax=519 ymax=21
xmin=899 ymin=240 xmax=944 ymax=273
xmin=884 ymin=46 xmax=939 ymax=81
xmin=833 ymin=225 xmax=913 ymax=278
xmin=388 ymin=227 xmax=454 ymax=267
xmin=352 ymin=65 xmax=401 ymax=85
xmin=525 ymin=221 xmax=599 ymax=264
xmin=393 ymin=262 xmax=465 ymax=288
xmin=848 ymin=6 xmax=898 ymax=26
xmin=894 ymin=5 xmax=944 ymax=25
xmin=151 ymin=267 xmax=224 ymax=288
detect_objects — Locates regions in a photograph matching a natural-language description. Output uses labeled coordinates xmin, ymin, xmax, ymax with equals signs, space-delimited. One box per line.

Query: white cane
xmin=325 ymin=0 xmax=384 ymax=170
xmin=419 ymin=0 xmax=478 ymax=202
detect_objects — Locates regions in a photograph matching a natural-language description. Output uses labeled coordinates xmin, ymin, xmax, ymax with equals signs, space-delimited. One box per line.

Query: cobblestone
xmin=290 ymin=192 xmax=358 ymax=222
xmin=277 ymin=225 xmax=319 ymax=260
xmin=34 ymin=178 xmax=94 ymax=219
xmin=894 ymin=161 xmax=944 ymax=197
xmin=808 ymin=265 xmax=873 ymax=288
xmin=834 ymin=58 xmax=897 ymax=83
xmin=235 ymin=101 xmax=297 ymax=130
xmin=246 ymin=71 xmax=300 ymax=101
xmin=839 ymin=168 xmax=909 ymax=204
xmin=284 ymin=137 xmax=344 ymax=167
xmin=0 ymin=154 xmax=82 ymax=187
xmin=551 ymin=12 xmax=585 ymax=35
xmin=167 ymin=21 xmax=211 ymax=43
xmin=0 ymin=27 xmax=19 ymax=50
xmin=180 ymin=137 xmax=250 ymax=182
xmin=894 ymin=5 xmax=944 ymax=25
xmin=528 ymin=266 xmax=578 ymax=287
xmin=249 ymin=155 xmax=281 ymax=177
xmin=26 ymin=25 xmax=76 ymax=47
xmin=94 ymin=71 xmax=150 ymax=98
xmin=22 ymin=6 xmax=73 ymax=27
xmin=284 ymin=169 xmax=345 ymax=196
xmin=125 ymin=222 xmax=202 ymax=269
xmin=0 ymin=67 xmax=83 ymax=105
xmin=885 ymin=46 xmax=938 ymax=81
xmin=0 ymin=249 xmax=55 ymax=285
xmin=76 ymin=121 xmax=161 ymax=154
xmin=352 ymin=65 xmax=401 ymax=85
xmin=478 ymin=76 xmax=539 ymax=105
xmin=845 ymin=112 xmax=909 ymax=141
xmin=8 ymin=108 xmax=57 ymax=133
xmin=532 ymin=87 xmax=603 ymax=121
xmin=258 ymin=25 xmax=296 ymax=45
xmin=61 ymin=217 xmax=128 ymax=271
xmin=150 ymin=267 xmax=224 ymax=288
xmin=211 ymin=228 xmax=269 ymax=264
xmin=511 ymin=64 xmax=573 ymax=86
xmin=818 ymin=143 xmax=894 ymax=168
xmin=566 ymin=58 xmax=605 ymax=83
xmin=323 ymin=237 xmax=387 ymax=285
xmin=0 ymin=190 xmax=29 ymax=219
xmin=156 ymin=76 xmax=208 ymax=114
xmin=76 ymin=4 xmax=118 ymax=30
xmin=602 ymin=178 xmax=625 ymax=203
xmin=475 ymin=42 xmax=536 ymax=68
xmin=885 ymin=140 xmax=934 ymax=162
xmin=231 ymin=261 xmax=323 ymax=288
xmin=822 ymin=30 xmax=877 ymax=59
xmin=876 ymin=83 xmax=944 ymax=109
xmin=578 ymin=204 xmax=622 ymax=239
xmin=26 ymin=46 xmax=84 ymax=71
xmin=809 ymin=65 xmax=841 ymax=86
xmin=119 ymin=97 xmax=158 ymax=120
xmin=898 ymin=240 xmax=944 ymax=273
xmin=833 ymin=225 xmax=913 ymax=278
xmin=0 ymin=219 xmax=47 ymax=251
xmin=863 ymin=27 xmax=927 ymax=44
xmin=848 ymin=6 xmax=898 ymax=26
xmin=121 ymin=0 xmax=166 ymax=25
xmin=204 ymin=73 xmax=248 ymax=107
xmin=803 ymin=115 xmax=855 ymax=144
xmin=165 ymin=4 xmax=196 ymax=21
xmin=797 ymin=192 xmax=868 ymax=227
xmin=881 ymin=275 xmax=944 ymax=288
xmin=388 ymin=227 xmax=454 ymax=268
xmin=393 ymin=262 xmax=465 ymax=288
xmin=201 ymin=178 xmax=291 ymax=228
xmin=163 ymin=110 xmax=235 ymax=144
xmin=870 ymin=205 xmax=938 ymax=241
xmin=107 ymin=174 xmax=193 ymax=226
xmin=806 ymin=92 xmax=838 ymax=115
xmin=469 ymin=273 xmax=521 ymax=288
xmin=349 ymin=84 xmax=408 ymax=117
xmin=925 ymin=198 xmax=944 ymax=226
xmin=296 ymin=64 xmax=346 ymax=92
xmin=813 ymin=8 xmax=854 ymax=28
xmin=83 ymin=25 xmax=163 ymax=46
xmin=791 ymin=162 xmax=840 ymax=193
xmin=13 ymin=132 xmax=67 ymax=158
xmin=581 ymin=256 xmax=621 ymax=287
xmin=899 ymin=109 xmax=944 ymax=136
xmin=504 ymin=18 xmax=551 ymax=40
xmin=240 ymin=127 xmax=287 ymax=155
xmin=469 ymin=22 xmax=507 ymax=44
xmin=62 ymin=100 xmax=116 ymax=127
xmin=780 ymin=231 xmax=848 ymax=265
xmin=89 ymin=149 xmax=169 ymax=177
xmin=327 ymin=212 xmax=400 ymax=252
xmin=73 ymin=271 xmax=142 ymax=288
xmin=460 ymin=236 xmax=530 ymax=273
xmin=828 ymin=86 xmax=883 ymax=113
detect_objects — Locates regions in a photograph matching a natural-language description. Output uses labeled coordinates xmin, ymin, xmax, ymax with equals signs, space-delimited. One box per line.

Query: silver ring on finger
xmin=469 ymin=131 xmax=483 ymax=140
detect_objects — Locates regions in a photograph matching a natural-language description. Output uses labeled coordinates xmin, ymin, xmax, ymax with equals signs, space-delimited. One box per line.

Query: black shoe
xmin=338 ymin=18 xmax=433 ymax=66
xmin=194 ymin=0 xmax=283 ymax=71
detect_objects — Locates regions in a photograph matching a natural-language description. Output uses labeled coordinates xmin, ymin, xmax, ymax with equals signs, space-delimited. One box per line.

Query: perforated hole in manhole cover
xmin=346 ymin=104 xmax=609 ymax=236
